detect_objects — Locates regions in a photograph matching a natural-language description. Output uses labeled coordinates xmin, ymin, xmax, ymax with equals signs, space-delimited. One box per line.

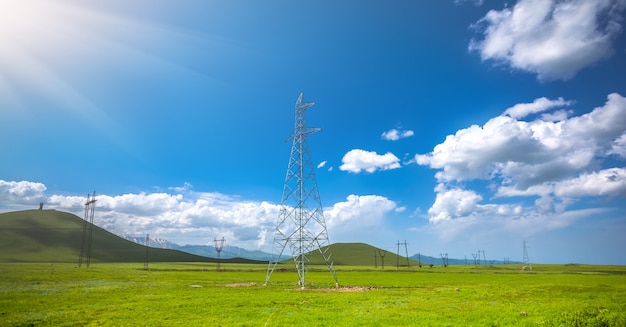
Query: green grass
xmin=1 ymin=263 xmax=624 ymax=326
xmin=2 ymin=210 xmax=625 ymax=325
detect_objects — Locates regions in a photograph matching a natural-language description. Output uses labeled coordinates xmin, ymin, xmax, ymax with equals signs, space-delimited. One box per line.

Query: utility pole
xmin=440 ymin=253 xmax=448 ymax=267
xmin=373 ymin=250 xmax=378 ymax=268
xmin=378 ymin=249 xmax=387 ymax=269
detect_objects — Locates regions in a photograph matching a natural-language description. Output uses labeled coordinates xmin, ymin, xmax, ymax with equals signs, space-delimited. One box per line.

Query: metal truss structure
xmin=78 ymin=191 xmax=96 ymax=268
xmin=522 ymin=241 xmax=532 ymax=271
xmin=264 ymin=93 xmax=338 ymax=288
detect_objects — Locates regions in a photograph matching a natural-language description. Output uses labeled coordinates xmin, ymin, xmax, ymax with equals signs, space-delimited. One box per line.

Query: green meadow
xmin=2 ymin=210 xmax=625 ymax=326
xmin=1 ymin=263 xmax=625 ymax=326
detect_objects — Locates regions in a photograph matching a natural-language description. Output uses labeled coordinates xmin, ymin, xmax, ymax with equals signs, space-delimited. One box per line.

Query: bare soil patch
xmin=220 ymin=282 xmax=260 ymax=287
xmin=294 ymin=286 xmax=378 ymax=292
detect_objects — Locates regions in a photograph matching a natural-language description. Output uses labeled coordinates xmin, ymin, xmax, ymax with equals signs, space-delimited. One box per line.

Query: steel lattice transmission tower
xmin=78 ymin=191 xmax=97 ymax=268
xmin=214 ymin=237 xmax=225 ymax=272
xmin=264 ymin=93 xmax=339 ymax=288
xmin=522 ymin=240 xmax=532 ymax=271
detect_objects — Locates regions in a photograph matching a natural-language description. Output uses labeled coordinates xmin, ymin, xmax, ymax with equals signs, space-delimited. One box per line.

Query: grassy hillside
xmin=0 ymin=210 xmax=261 ymax=263
xmin=282 ymin=242 xmax=421 ymax=267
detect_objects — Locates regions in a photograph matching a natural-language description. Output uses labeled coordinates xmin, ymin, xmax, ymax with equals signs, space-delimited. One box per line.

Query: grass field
xmin=1 ymin=262 xmax=625 ymax=326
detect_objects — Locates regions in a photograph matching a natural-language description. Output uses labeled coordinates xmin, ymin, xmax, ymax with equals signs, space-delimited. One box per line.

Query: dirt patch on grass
xmin=220 ymin=282 xmax=260 ymax=287
xmin=294 ymin=286 xmax=378 ymax=292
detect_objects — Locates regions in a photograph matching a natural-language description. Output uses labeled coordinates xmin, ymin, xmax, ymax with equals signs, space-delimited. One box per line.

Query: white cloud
xmin=0 ymin=180 xmax=47 ymax=204
xmin=428 ymin=185 xmax=483 ymax=223
xmin=540 ymin=109 xmax=572 ymax=122
xmin=381 ymin=128 xmax=414 ymax=141
xmin=168 ymin=182 xmax=193 ymax=193
xmin=317 ymin=161 xmax=327 ymax=169
xmin=37 ymin=187 xmax=283 ymax=249
xmin=0 ymin=179 xmax=402 ymax=252
xmin=340 ymin=149 xmax=401 ymax=173
xmin=503 ymin=97 xmax=572 ymax=119
xmin=324 ymin=194 xmax=398 ymax=243
xmin=455 ymin=0 xmax=484 ymax=5
xmin=609 ymin=133 xmax=626 ymax=158
xmin=470 ymin=0 xmax=626 ymax=81
xmin=554 ymin=168 xmax=626 ymax=198
xmin=417 ymin=93 xmax=626 ymax=187
xmin=417 ymin=93 xmax=626 ymax=232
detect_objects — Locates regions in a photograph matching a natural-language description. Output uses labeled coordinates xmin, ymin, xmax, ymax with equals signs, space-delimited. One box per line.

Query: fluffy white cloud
xmin=32 ymin=187 xmax=283 ymax=249
xmin=1 ymin=180 xmax=401 ymax=251
xmin=324 ymin=194 xmax=398 ymax=242
xmin=470 ymin=0 xmax=626 ymax=81
xmin=340 ymin=149 xmax=401 ymax=173
xmin=504 ymin=97 xmax=572 ymax=119
xmin=317 ymin=161 xmax=327 ymax=169
xmin=428 ymin=185 xmax=483 ymax=223
xmin=554 ymin=168 xmax=626 ymax=198
xmin=418 ymin=93 xmax=626 ymax=228
xmin=609 ymin=133 xmax=626 ymax=158
xmin=417 ymin=93 xmax=626 ymax=186
xmin=0 ymin=180 xmax=47 ymax=204
xmin=381 ymin=128 xmax=414 ymax=141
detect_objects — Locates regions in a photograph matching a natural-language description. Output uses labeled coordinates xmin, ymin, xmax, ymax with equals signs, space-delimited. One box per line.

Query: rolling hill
xmin=0 ymin=210 xmax=262 ymax=264
xmin=282 ymin=242 xmax=421 ymax=267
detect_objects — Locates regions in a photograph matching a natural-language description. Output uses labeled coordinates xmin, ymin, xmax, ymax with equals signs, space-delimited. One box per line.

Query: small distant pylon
xmin=214 ymin=237 xmax=225 ymax=271
xmin=265 ymin=93 xmax=339 ymax=288
xmin=144 ymin=234 xmax=150 ymax=270
xmin=522 ymin=241 xmax=532 ymax=271
xmin=78 ymin=191 xmax=97 ymax=268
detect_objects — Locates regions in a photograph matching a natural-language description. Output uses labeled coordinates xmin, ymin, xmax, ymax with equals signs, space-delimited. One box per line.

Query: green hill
xmin=282 ymin=242 xmax=421 ymax=267
xmin=0 ymin=210 xmax=261 ymax=264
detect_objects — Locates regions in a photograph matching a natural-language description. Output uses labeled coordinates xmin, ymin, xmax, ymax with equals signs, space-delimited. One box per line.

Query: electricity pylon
xmin=214 ymin=237 xmax=225 ymax=271
xmin=78 ymin=191 xmax=96 ymax=268
xmin=264 ymin=93 xmax=339 ymax=288
xmin=522 ymin=240 xmax=532 ymax=271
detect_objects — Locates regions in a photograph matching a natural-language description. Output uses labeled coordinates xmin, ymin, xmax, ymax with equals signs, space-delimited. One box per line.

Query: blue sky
xmin=1 ymin=0 xmax=625 ymax=265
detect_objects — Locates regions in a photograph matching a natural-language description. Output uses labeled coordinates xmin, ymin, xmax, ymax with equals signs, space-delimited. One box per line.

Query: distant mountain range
xmin=409 ymin=253 xmax=521 ymax=266
xmin=123 ymin=236 xmax=521 ymax=266
xmin=123 ymin=236 xmax=274 ymax=261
